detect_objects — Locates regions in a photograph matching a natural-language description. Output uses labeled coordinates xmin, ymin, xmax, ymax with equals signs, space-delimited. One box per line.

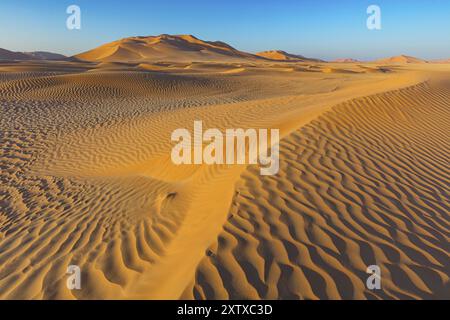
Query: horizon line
xmin=1 ymin=33 xmax=449 ymax=62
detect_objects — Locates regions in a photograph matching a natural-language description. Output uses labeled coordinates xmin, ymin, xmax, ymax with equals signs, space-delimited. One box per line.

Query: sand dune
xmin=0 ymin=48 xmax=31 ymax=61
xmin=22 ymin=51 xmax=67 ymax=61
xmin=374 ymin=55 xmax=428 ymax=64
xmin=0 ymin=48 xmax=66 ymax=61
xmin=332 ymin=58 xmax=360 ymax=63
xmin=0 ymin=57 xmax=448 ymax=300
xmin=75 ymin=34 xmax=260 ymax=63
xmin=433 ymin=59 xmax=450 ymax=64
xmin=255 ymin=50 xmax=321 ymax=62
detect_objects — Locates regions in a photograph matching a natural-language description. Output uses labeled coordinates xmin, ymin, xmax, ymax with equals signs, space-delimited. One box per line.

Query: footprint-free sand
xmin=0 ymin=58 xmax=448 ymax=299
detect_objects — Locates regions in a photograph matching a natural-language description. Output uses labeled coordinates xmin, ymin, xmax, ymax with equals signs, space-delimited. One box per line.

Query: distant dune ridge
xmin=0 ymin=48 xmax=31 ymax=60
xmin=0 ymin=48 xmax=66 ymax=61
xmin=73 ymin=35 xmax=448 ymax=64
xmin=374 ymin=55 xmax=428 ymax=64
xmin=75 ymin=34 xmax=323 ymax=63
xmin=255 ymin=50 xmax=322 ymax=62
xmin=1 ymin=35 xmax=449 ymax=64
xmin=74 ymin=34 xmax=262 ymax=63
xmin=432 ymin=59 xmax=450 ymax=64
xmin=22 ymin=51 xmax=67 ymax=61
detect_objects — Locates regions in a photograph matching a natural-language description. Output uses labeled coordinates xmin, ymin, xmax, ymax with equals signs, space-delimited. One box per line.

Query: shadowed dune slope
xmin=0 ymin=48 xmax=31 ymax=60
xmin=0 ymin=48 xmax=67 ymax=61
xmin=183 ymin=80 xmax=450 ymax=300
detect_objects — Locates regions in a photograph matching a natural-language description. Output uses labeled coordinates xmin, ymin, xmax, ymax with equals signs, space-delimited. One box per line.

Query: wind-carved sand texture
xmin=0 ymin=41 xmax=449 ymax=300
xmin=182 ymin=76 xmax=450 ymax=300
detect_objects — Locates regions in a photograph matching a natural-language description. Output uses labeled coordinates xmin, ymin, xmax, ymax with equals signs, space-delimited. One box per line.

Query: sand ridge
xmin=183 ymin=78 xmax=450 ymax=299
xmin=0 ymin=58 xmax=448 ymax=299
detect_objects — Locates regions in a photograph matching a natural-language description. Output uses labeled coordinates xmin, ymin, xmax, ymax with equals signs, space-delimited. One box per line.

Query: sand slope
xmin=0 ymin=60 xmax=448 ymax=299
xmin=0 ymin=48 xmax=66 ymax=61
xmin=183 ymin=78 xmax=450 ymax=299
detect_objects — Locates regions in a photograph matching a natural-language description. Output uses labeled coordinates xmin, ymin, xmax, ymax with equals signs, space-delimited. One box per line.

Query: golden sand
xmin=0 ymin=56 xmax=449 ymax=299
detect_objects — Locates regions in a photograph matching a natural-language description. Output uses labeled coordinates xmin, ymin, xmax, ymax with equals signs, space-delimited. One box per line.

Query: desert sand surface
xmin=0 ymin=51 xmax=449 ymax=300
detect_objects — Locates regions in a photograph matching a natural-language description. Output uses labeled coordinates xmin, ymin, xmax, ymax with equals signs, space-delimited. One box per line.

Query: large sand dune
xmin=374 ymin=55 xmax=428 ymax=64
xmin=0 ymin=58 xmax=448 ymax=299
xmin=75 ymin=34 xmax=260 ymax=63
xmin=0 ymin=48 xmax=66 ymax=61
xmin=182 ymin=77 xmax=450 ymax=299
xmin=255 ymin=50 xmax=321 ymax=62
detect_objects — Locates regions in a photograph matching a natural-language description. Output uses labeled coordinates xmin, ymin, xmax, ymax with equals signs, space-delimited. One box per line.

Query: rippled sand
xmin=0 ymin=60 xmax=448 ymax=299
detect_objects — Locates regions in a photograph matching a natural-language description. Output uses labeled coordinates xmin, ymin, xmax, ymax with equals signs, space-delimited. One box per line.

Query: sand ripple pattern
xmin=1 ymin=66 xmax=448 ymax=299
xmin=0 ymin=70 xmax=310 ymax=299
xmin=0 ymin=129 xmax=184 ymax=299
xmin=184 ymin=81 xmax=450 ymax=299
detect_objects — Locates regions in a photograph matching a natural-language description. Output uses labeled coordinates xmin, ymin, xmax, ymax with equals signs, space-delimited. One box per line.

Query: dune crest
xmin=256 ymin=50 xmax=320 ymax=62
xmin=183 ymin=78 xmax=450 ymax=300
xmin=74 ymin=34 xmax=260 ymax=63
xmin=374 ymin=55 xmax=428 ymax=64
xmin=0 ymin=48 xmax=66 ymax=61
xmin=0 ymin=48 xmax=31 ymax=60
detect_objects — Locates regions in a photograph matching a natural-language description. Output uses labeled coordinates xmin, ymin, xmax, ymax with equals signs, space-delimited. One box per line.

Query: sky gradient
xmin=1 ymin=0 xmax=449 ymax=60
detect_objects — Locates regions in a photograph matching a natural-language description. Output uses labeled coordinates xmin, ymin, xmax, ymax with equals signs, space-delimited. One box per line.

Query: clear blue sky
xmin=1 ymin=0 xmax=449 ymax=60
